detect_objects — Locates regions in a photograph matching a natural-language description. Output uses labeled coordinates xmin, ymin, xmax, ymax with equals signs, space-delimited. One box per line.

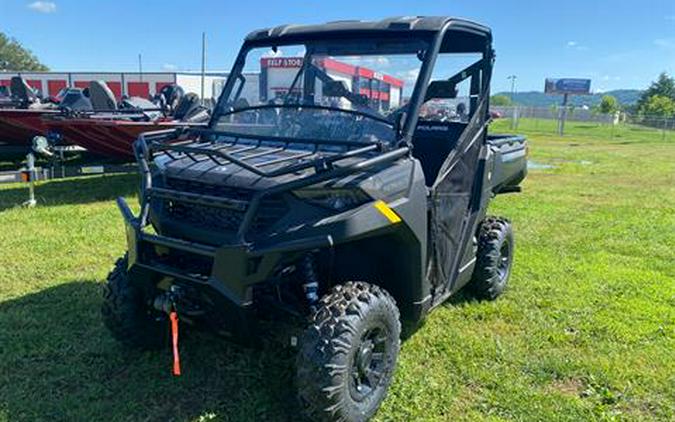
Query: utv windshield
xmin=214 ymin=39 xmax=429 ymax=144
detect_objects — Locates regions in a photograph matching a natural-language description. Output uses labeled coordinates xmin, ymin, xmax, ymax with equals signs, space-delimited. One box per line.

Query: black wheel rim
xmin=497 ymin=240 xmax=511 ymax=281
xmin=349 ymin=325 xmax=388 ymax=402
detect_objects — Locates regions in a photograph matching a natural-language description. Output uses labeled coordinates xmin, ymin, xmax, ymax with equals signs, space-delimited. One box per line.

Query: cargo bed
xmin=487 ymin=134 xmax=527 ymax=193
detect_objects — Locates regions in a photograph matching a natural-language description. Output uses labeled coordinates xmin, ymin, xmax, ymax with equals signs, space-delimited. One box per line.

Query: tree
xmin=0 ymin=32 xmax=48 ymax=71
xmin=639 ymin=95 xmax=675 ymax=118
xmin=638 ymin=72 xmax=675 ymax=107
xmin=490 ymin=94 xmax=512 ymax=106
xmin=598 ymin=95 xmax=619 ymax=114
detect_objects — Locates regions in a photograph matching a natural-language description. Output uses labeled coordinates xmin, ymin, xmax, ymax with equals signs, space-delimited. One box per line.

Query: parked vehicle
xmin=103 ymin=16 xmax=527 ymax=421
xmin=0 ymin=76 xmax=208 ymax=158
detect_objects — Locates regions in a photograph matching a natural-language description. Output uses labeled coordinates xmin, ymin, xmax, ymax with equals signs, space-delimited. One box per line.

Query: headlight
xmin=293 ymin=188 xmax=370 ymax=211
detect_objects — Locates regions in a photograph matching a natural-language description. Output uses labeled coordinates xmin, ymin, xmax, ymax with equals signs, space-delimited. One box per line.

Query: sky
xmin=1 ymin=0 xmax=674 ymax=93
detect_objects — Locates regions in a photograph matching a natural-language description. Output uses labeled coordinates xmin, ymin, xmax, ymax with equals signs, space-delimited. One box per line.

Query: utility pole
xmin=558 ymin=93 xmax=569 ymax=136
xmin=138 ymin=53 xmax=143 ymax=82
xmin=507 ymin=75 xmax=517 ymax=103
xmin=201 ymin=32 xmax=206 ymax=103
xmin=507 ymin=75 xmax=518 ymax=129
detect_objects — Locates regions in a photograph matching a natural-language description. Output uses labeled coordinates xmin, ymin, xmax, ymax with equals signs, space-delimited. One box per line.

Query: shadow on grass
xmin=0 ymin=281 xmax=299 ymax=421
xmin=0 ymin=173 xmax=138 ymax=212
xmin=572 ymin=124 xmax=600 ymax=130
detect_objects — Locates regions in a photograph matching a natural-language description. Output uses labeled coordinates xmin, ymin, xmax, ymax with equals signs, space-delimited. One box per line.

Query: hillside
xmin=494 ymin=89 xmax=642 ymax=107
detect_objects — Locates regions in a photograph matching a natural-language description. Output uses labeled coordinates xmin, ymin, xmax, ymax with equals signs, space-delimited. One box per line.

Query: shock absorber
xmin=300 ymin=254 xmax=320 ymax=311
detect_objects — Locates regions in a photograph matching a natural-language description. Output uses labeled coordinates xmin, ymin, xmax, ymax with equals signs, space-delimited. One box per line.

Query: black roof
xmin=245 ymin=16 xmax=491 ymax=45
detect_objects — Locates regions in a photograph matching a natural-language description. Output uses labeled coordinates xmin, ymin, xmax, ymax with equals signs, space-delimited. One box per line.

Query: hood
xmin=156 ymin=139 xmax=375 ymax=191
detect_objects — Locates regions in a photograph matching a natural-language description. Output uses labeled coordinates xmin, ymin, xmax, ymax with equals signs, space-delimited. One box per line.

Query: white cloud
xmin=654 ymin=38 xmax=675 ymax=49
xmin=262 ymin=48 xmax=283 ymax=58
xmin=566 ymin=40 xmax=589 ymax=51
xmin=340 ymin=56 xmax=391 ymax=69
xmin=162 ymin=63 xmax=178 ymax=71
xmin=362 ymin=56 xmax=391 ymax=68
xmin=396 ymin=68 xmax=420 ymax=85
xmin=27 ymin=1 xmax=56 ymax=13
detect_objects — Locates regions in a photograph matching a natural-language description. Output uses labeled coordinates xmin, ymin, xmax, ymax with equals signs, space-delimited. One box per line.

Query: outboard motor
xmin=9 ymin=76 xmax=39 ymax=108
xmin=156 ymin=84 xmax=185 ymax=115
xmin=89 ymin=80 xmax=118 ymax=111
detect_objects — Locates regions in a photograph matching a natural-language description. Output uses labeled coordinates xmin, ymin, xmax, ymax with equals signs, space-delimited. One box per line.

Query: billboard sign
xmin=545 ymin=78 xmax=591 ymax=95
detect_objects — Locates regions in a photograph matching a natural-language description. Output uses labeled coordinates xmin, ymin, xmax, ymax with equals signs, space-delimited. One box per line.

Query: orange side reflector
xmin=170 ymin=311 xmax=181 ymax=376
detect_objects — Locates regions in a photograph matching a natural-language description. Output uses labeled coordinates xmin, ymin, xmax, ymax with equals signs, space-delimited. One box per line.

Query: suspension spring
xmin=300 ymin=254 xmax=320 ymax=311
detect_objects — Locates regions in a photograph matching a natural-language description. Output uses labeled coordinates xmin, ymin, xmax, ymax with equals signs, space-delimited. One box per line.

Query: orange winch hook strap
xmin=169 ymin=311 xmax=181 ymax=376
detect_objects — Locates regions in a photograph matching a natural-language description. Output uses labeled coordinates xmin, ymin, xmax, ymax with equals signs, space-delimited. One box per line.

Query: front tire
xmin=467 ymin=216 xmax=515 ymax=300
xmin=297 ymin=281 xmax=401 ymax=422
xmin=101 ymin=256 xmax=167 ymax=349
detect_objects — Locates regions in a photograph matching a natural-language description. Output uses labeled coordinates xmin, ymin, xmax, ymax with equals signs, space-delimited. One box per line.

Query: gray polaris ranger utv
xmin=103 ymin=16 xmax=527 ymax=421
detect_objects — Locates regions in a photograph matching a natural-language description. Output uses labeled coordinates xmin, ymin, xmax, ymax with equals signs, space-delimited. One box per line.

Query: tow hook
xmin=152 ymin=286 xmax=182 ymax=376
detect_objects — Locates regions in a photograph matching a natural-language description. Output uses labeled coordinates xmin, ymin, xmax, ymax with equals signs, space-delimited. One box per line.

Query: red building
xmin=259 ymin=57 xmax=403 ymax=110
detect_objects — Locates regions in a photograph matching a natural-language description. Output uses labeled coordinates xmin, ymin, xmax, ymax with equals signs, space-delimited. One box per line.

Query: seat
xmin=10 ymin=76 xmax=38 ymax=107
xmin=412 ymin=120 xmax=467 ymax=186
xmin=89 ymin=81 xmax=118 ymax=111
xmin=59 ymin=88 xmax=93 ymax=111
xmin=172 ymin=93 xmax=202 ymax=121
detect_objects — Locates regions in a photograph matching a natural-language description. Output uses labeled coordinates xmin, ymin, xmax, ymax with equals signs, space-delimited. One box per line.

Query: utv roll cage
xmin=216 ymin=16 xmax=494 ymax=145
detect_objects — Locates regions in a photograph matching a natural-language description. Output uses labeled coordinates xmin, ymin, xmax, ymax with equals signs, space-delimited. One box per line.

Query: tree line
xmin=0 ymin=32 xmax=48 ymax=72
xmin=491 ymin=72 xmax=675 ymax=118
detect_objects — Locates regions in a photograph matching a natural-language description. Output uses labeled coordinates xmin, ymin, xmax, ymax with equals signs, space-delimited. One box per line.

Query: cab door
xmin=422 ymin=55 xmax=492 ymax=300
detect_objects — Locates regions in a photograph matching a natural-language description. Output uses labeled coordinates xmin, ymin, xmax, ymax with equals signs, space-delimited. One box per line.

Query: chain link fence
xmin=492 ymin=106 xmax=674 ymax=141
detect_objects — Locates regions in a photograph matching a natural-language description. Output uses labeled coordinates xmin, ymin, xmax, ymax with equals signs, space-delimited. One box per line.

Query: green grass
xmin=493 ymin=117 xmax=674 ymax=143
xmin=1 ymin=121 xmax=673 ymax=421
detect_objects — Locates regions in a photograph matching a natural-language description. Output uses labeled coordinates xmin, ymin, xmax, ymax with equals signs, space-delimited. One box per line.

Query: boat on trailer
xmin=0 ymin=77 xmax=67 ymax=156
xmin=42 ymin=81 xmax=209 ymax=160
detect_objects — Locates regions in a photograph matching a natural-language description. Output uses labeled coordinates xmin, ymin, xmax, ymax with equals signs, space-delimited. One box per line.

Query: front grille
xmin=151 ymin=249 xmax=213 ymax=280
xmin=160 ymin=177 xmax=287 ymax=235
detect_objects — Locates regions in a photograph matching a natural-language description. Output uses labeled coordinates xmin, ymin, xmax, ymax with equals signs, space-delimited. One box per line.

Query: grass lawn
xmin=0 ymin=120 xmax=673 ymax=421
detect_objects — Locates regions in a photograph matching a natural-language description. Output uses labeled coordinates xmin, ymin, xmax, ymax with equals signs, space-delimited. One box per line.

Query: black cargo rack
xmin=133 ymin=127 xmax=409 ymax=242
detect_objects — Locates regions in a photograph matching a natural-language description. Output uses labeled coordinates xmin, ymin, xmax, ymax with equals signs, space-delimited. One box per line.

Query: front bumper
xmin=118 ymin=197 xmax=335 ymax=307
xmin=118 ymin=190 xmax=404 ymax=301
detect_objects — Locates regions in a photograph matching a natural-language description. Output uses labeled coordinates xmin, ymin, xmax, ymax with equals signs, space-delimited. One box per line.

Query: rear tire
xmin=467 ymin=216 xmax=514 ymax=300
xmin=297 ymin=281 xmax=401 ymax=422
xmin=101 ymin=256 xmax=167 ymax=349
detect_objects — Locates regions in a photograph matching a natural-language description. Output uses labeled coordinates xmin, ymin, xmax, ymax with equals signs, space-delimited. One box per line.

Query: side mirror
xmin=424 ymin=80 xmax=458 ymax=102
